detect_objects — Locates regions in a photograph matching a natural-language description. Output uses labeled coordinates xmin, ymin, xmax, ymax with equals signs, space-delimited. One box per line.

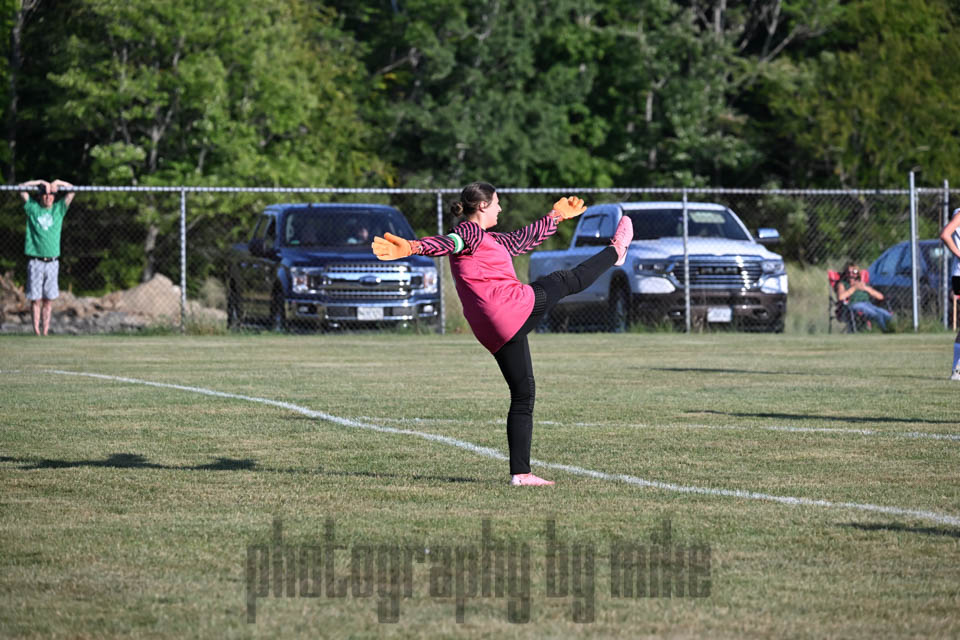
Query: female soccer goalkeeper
xmin=372 ymin=182 xmax=633 ymax=486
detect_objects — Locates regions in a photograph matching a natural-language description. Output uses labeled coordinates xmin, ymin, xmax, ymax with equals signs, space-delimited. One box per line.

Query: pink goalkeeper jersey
xmin=415 ymin=215 xmax=558 ymax=353
xmin=449 ymin=233 xmax=535 ymax=353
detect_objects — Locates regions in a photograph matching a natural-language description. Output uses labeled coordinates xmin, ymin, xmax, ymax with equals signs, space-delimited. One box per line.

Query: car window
xmin=627 ymin=211 xmax=679 ymax=240
xmin=574 ymin=214 xmax=613 ymax=247
xmin=688 ymin=210 xmax=750 ymax=240
xmin=920 ymin=242 xmax=957 ymax=284
xmin=871 ymin=246 xmax=901 ymax=276
xmin=283 ymin=208 xmax=415 ymax=247
xmin=625 ymin=208 xmax=749 ymax=241
xmin=894 ymin=244 xmax=913 ymax=275
xmin=262 ymin=217 xmax=276 ymax=252
xmin=922 ymin=243 xmax=944 ymax=271
xmin=249 ymin=215 xmax=266 ymax=243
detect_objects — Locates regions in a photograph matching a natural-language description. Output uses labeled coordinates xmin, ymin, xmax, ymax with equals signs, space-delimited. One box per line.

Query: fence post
xmin=682 ymin=189 xmax=691 ymax=333
xmin=436 ymin=190 xmax=445 ymax=335
xmin=180 ymin=188 xmax=187 ymax=333
xmin=909 ymin=172 xmax=920 ymax=332
xmin=943 ymin=180 xmax=950 ymax=330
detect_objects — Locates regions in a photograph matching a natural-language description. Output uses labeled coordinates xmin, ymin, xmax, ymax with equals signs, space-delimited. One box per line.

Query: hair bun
xmin=450 ymin=201 xmax=465 ymax=217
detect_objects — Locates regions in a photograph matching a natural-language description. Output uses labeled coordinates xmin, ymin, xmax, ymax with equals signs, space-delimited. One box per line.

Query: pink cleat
xmin=611 ymin=215 xmax=634 ymax=266
xmin=510 ymin=473 xmax=555 ymax=486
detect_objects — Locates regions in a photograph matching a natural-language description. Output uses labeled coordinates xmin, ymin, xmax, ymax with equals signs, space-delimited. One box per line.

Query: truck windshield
xmin=626 ymin=209 xmax=750 ymax=241
xmin=282 ymin=208 xmax=416 ymax=248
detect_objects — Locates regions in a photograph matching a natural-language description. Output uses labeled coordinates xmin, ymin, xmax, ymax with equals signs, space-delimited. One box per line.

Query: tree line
xmin=1 ymin=0 xmax=959 ymax=290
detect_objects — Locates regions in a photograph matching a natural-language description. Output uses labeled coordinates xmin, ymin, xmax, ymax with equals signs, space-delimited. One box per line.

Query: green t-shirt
xmin=24 ymin=199 xmax=69 ymax=258
xmin=839 ymin=277 xmax=870 ymax=304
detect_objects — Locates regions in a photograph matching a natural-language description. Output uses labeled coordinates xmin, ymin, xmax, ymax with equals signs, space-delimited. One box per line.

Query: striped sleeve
xmin=488 ymin=215 xmax=558 ymax=257
xmin=413 ymin=235 xmax=456 ymax=256
xmin=413 ymin=220 xmax=484 ymax=256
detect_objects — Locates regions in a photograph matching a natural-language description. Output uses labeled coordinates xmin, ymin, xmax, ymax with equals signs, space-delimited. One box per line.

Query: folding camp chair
xmin=828 ymin=269 xmax=872 ymax=333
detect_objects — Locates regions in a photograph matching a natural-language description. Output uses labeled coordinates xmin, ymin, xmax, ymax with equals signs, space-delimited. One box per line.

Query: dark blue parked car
xmin=227 ymin=203 xmax=440 ymax=331
xmin=867 ymin=239 xmax=957 ymax=314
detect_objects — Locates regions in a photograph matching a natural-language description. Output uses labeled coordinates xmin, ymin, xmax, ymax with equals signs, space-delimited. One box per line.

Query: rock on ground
xmin=0 ymin=272 xmax=225 ymax=334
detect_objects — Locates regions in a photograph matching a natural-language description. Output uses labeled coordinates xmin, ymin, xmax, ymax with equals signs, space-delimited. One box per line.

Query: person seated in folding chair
xmin=835 ymin=262 xmax=894 ymax=332
xmin=827 ymin=267 xmax=873 ymax=332
xmin=827 ymin=269 xmax=852 ymax=332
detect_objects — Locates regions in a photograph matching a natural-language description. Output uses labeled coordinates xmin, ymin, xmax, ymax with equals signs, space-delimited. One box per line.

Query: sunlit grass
xmin=1 ymin=333 xmax=958 ymax=638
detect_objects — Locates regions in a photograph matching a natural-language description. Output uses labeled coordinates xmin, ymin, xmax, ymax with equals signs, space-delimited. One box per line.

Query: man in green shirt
xmin=836 ymin=261 xmax=894 ymax=331
xmin=19 ymin=178 xmax=76 ymax=336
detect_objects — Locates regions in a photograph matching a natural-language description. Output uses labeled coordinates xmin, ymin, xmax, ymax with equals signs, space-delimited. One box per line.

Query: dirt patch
xmin=1 ymin=272 xmax=224 ymax=334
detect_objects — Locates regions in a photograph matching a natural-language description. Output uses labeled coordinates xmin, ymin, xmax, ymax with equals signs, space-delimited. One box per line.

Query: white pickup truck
xmin=527 ymin=201 xmax=788 ymax=332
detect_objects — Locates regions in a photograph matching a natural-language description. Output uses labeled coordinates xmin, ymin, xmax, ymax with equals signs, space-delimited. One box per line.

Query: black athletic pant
xmin=954 ymin=276 xmax=960 ymax=344
xmin=493 ymin=246 xmax=618 ymax=475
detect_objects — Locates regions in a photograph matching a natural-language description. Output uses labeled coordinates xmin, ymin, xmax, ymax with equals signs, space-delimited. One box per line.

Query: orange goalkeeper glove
xmin=552 ymin=196 xmax=587 ymax=220
xmin=372 ymin=232 xmax=414 ymax=261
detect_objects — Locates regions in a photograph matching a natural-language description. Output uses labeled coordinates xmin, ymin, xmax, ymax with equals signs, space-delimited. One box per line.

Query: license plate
xmin=357 ymin=307 xmax=384 ymax=321
xmin=707 ymin=306 xmax=732 ymax=323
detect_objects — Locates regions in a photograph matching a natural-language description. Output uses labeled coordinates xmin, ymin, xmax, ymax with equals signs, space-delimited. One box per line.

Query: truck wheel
xmin=270 ymin=294 xmax=286 ymax=332
xmin=608 ymin=286 xmax=630 ymax=333
xmin=226 ymin=286 xmax=242 ymax=330
xmin=414 ymin=314 xmax=440 ymax=334
xmin=535 ymin=310 xmax=556 ymax=333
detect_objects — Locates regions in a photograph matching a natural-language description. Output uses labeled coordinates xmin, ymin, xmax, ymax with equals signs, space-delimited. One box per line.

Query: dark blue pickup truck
xmin=226 ymin=203 xmax=440 ymax=331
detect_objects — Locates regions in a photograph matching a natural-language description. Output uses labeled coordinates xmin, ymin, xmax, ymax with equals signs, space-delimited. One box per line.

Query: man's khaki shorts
xmin=26 ymin=258 xmax=59 ymax=300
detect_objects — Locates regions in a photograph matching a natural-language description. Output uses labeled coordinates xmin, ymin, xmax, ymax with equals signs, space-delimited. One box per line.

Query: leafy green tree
xmin=332 ymin=0 xmax=616 ymax=198
xmin=48 ymin=0 xmax=383 ymax=187
xmin=30 ymin=0 xmax=387 ymax=283
xmin=582 ymin=0 xmax=845 ymax=187
xmin=332 ymin=0 xmax=843 ymax=195
xmin=766 ymin=0 xmax=960 ymax=189
xmin=1 ymin=0 xmax=42 ymax=182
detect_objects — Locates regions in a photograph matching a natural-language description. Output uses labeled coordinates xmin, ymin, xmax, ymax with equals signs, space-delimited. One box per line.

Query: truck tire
xmin=226 ymin=285 xmax=242 ymax=330
xmin=535 ymin=309 xmax=560 ymax=333
xmin=608 ymin=285 xmax=630 ymax=333
xmin=414 ymin=314 xmax=441 ymax=334
xmin=270 ymin=292 xmax=286 ymax=333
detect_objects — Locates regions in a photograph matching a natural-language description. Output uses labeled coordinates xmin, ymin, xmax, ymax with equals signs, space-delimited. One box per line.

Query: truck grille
xmin=674 ymin=258 xmax=762 ymax=289
xmin=312 ymin=262 xmax=415 ymax=300
xmin=326 ymin=263 xmax=409 ymax=274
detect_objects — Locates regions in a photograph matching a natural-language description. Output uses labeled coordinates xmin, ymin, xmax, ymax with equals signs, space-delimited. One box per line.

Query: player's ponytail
xmin=451 ymin=182 xmax=496 ymax=220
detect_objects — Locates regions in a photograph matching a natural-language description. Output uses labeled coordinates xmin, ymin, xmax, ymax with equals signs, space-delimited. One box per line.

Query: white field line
xmin=14 ymin=369 xmax=960 ymax=528
xmin=358 ymin=416 xmax=960 ymax=442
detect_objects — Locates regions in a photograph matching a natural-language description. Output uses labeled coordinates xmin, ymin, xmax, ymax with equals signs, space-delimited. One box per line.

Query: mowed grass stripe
xmin=11 ymin=367 xmax=957 ymax=528
xmin=359 ymin=415 xmax=960 ymax=441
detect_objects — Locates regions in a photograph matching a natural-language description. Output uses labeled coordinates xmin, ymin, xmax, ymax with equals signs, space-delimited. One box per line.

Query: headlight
xmin=290 ymin=267 xmax=309 ymax=293
xmin=638 ymin=277 xmax=676 ymax=294
xmin=636 ymin=260 xmax=671 ymax=274
xmin=760 ymin=274 xmax=788 ymax=294
xmin=761 ymin=259 xmax=784 ymax=274
xmin=415 ymin=266 xmax=438 ymax=293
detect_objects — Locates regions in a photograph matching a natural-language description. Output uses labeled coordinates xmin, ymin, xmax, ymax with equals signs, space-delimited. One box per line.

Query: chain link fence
xmin=0 ymin=182 xmax=955 ymax=336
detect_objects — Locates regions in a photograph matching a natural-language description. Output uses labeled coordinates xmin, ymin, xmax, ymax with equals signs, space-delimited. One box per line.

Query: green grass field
xmin=2 ymin=332 xmax=959 ymax=639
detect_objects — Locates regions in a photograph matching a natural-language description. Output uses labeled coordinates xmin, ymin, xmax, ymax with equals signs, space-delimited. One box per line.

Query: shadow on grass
xmin=841 ymin=522 xmax=960 ymax=539
xmin=650 ymin=367 xmax=799 ymax=376
xmin=0 ymin=453 xmax=478 ymax=483
xmin=695 ymin=410 xmax=959 ymax=426
xmin=651 ymin=367 xmax=941 ymax=381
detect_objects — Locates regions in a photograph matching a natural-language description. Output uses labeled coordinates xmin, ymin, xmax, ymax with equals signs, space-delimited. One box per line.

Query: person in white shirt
xmin=940 ymin=208 xmax=960 ymax=380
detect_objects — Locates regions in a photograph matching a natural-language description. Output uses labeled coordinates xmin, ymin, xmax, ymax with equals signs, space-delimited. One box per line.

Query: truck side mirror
xmin=248 ymin=238 xmax=265 ymax=256
xmin=756 ymin=228 xmax=780 ymax=245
